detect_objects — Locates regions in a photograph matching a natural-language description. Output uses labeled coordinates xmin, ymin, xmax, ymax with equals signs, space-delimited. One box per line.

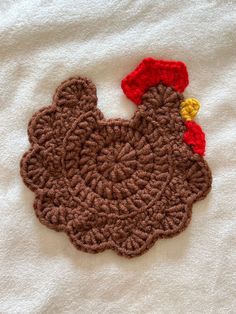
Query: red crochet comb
xmin=121 ymin=57 xmax=189 ymax=105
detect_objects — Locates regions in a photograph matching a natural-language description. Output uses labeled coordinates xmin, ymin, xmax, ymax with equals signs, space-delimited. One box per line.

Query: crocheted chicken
xmin=20 ymin=58 xmax=212 ymax=257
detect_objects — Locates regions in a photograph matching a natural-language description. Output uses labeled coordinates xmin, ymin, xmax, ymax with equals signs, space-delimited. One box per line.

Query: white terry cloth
xmin=0 ymin=1 xmax=236 ymax=313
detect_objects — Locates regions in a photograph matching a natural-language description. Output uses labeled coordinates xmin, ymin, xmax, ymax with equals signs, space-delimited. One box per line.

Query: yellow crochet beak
xmin=180 ymin=98 xmax=200 ymax=121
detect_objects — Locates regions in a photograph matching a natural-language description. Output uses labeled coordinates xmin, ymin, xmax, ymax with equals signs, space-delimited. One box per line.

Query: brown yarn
xmin=20 ymin=77 xmax=212 ymax=258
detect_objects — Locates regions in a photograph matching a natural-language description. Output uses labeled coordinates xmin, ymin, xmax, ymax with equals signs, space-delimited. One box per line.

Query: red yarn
xmin=183 ymin=121 xmax=206 ymax=156
xmin=121 ymin=57 xmax=189 ymax=105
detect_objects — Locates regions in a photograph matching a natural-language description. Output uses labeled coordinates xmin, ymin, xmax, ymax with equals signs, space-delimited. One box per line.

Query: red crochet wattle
xmin=183 ymin=121 xmax=206 ymax=156
xmin=121 ymin=57 xmax=189 ymax=105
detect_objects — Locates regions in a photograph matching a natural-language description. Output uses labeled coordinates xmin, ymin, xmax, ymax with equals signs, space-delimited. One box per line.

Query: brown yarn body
xmin=20 ymin=77 xmax=212 ymax=257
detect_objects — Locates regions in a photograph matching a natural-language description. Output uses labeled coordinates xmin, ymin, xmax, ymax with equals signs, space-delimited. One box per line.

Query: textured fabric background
xmin=0 ymin=1 xmax=235 ymax=313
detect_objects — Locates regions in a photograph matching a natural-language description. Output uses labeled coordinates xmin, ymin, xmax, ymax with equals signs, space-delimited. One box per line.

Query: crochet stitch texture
xmin=20 ymin=58 xmax=212 ymax=257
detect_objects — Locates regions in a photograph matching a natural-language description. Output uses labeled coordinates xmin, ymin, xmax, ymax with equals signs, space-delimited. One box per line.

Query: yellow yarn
xmin=180 ymin=98 xmax=200 ymax=121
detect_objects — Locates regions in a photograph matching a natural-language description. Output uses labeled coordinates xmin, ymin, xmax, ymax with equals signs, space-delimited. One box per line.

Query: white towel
xmin=0 ymin=1 xmax=236 ymax=313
